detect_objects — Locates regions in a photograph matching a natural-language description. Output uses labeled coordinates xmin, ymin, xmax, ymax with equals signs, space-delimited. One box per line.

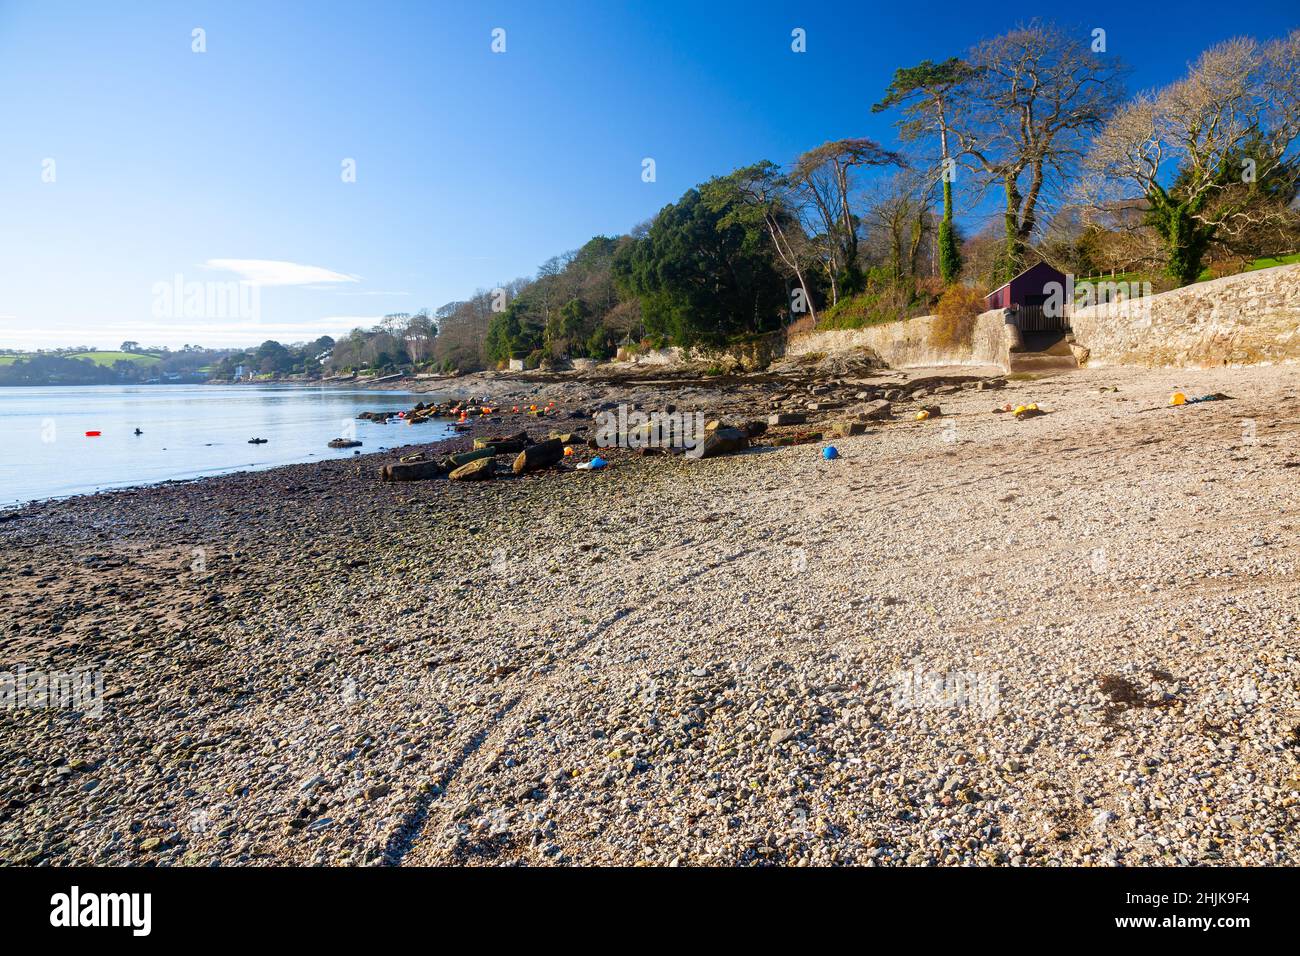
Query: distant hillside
xmin=66 ymin=350 xmax=163 ymax=367
xmin=0 ymin=350 xmax=162 ymax=367
xmin=0 ymin=348 xmax=207 ymax=385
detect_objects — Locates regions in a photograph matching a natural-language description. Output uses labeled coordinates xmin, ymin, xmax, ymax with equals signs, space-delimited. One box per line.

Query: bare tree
xmin=862 ymin=170 xmax=935 ymax=282
xmin=950 ymin=22 xmax=1126 ymax=281
xmin=1081 ymin=30 xmax=1300 ymax=284
xmin=790 ymin=139 xmax=903 ymax=303
xmin=402 ymin=309 xmax=437 ymax=365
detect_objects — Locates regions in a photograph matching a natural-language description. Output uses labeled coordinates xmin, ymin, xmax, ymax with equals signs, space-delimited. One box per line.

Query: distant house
xmin=985 ymin=262 xmax=1069 ymax=332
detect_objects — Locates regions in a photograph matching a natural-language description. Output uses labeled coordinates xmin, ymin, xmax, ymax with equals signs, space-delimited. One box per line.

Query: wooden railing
xmin=1014 ymin=304 xmax=1071 ymax=333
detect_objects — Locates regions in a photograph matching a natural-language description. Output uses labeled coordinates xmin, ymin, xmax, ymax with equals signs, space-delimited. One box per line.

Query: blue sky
xmin=1 ymin=0 xmax=1296 ymax=349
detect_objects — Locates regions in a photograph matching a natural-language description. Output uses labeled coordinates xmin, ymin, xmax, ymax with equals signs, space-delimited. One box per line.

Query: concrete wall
xmin=1070 ymin=263 xmax=1300 ymax=368
xmin=615 ymin=332 xmax=785 ymax=372
xmin=786 ymin=309 xmax=1013 ymax=370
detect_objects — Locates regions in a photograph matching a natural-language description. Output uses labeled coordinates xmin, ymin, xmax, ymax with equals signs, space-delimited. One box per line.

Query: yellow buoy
xmin=1169 ymin=392 xmax=1186 ymax=406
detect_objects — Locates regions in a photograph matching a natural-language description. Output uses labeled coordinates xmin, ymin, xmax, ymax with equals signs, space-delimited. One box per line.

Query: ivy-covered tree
xmin=1084 ymin=32 xmax=1300 ymax=284
xmin=873 ymin=59 xmax=972 ymax=284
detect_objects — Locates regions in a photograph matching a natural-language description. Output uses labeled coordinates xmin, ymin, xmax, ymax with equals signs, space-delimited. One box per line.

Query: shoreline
xmin=0 ymin=384 xmax=435 ymax=512
xmin=2 ymin=362 xmax=1299 ymax=866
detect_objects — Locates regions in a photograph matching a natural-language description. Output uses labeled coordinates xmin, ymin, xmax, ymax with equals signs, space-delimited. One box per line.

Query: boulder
xmin=328 ymin=438 xmax=362 ymax=449
xmin=697 ymin=426 xmax=749 ymax=459
xmin=828 ymin=420 xmax=869 ymax=438
xmin=382 ymin=459 xmax=448 ymax=482
xmin=449 ymin=457 xmax=496 ymax=481
xmin=739 ymin=420 xmax=768 ymax=439
xmin=768 ymin=412 xmax=807 ymax=426
xmin=858 ymin=400 xmax=893 ymax=421
xmin=475 ymin=431 xmax=528 ymax=452
xmin=446 ymin=447 xmax=496 ymax=468
xmin=513 ymin=438 xmax=565 ymax=474
xmin=770 ymin=431 xmax=824 ymax=447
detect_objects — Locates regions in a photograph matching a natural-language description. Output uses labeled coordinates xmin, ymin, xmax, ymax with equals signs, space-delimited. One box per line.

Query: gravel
xmin=1 ymin=360 xmax=1297 ymax=866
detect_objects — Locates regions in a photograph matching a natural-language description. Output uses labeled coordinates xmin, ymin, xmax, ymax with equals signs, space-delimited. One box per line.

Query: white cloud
xmin=202 ymin=259 xmax=360 ymax=287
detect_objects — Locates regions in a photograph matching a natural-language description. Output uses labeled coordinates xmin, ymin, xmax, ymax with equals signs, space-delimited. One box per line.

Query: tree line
xmin=456 ymin=21 xmax=1297 ymax=367
xmin=28 ymin=21 xmax=1290 ymax=384
xmin=205 ymin=22 xmax=1300 ymax=377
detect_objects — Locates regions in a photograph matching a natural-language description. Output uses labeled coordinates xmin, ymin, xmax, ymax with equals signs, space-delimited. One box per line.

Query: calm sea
xmin=0 ymin=385 xmax=450 ymax=506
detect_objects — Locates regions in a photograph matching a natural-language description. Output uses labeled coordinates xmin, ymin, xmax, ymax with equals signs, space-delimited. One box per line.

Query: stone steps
xmin=1008 ymin=352 xmax=1079 ymax=373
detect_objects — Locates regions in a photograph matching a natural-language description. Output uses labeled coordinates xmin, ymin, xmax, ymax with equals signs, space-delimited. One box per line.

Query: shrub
xmin=585 ymin=327 xmax=614 ymax=360
xmin=786 ymin=313 xmax=816 ymax=335
xmin=1207 ymin=257 xmax=1249 ymax=280
xmin=818 ymin=284 xmax=917 ymax=330
xmin=929 ymin=285 xmax=986 ymax=350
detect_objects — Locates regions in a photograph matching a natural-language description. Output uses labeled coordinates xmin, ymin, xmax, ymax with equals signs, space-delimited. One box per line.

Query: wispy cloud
xmin=202 ymin=259 xmax=360 ymax=287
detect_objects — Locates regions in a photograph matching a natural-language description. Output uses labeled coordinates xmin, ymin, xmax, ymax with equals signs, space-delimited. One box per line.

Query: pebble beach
xmin=2 ymin=360 xmax=1298 ymax=866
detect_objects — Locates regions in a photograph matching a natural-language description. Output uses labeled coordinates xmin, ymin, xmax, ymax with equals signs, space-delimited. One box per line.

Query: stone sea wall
xmin=603 ymin=265 xmax=1299 ymax=374
xmin=785 ymin=310 xmax=1013 ymax=370
xmin=1070 ymin=263 xmax=1300 ymax=368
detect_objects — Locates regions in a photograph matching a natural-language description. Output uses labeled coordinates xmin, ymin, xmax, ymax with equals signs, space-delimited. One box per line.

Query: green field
xmin=1229 ymin=252 xmax=1300 ymax=274
xmin=0 ymin=350 xmax=162 ymax=367
xmin=68 ymin=350 xmax=162 ymax=366
xmin=1074 ymin=253 xmax=1300 ymax=294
